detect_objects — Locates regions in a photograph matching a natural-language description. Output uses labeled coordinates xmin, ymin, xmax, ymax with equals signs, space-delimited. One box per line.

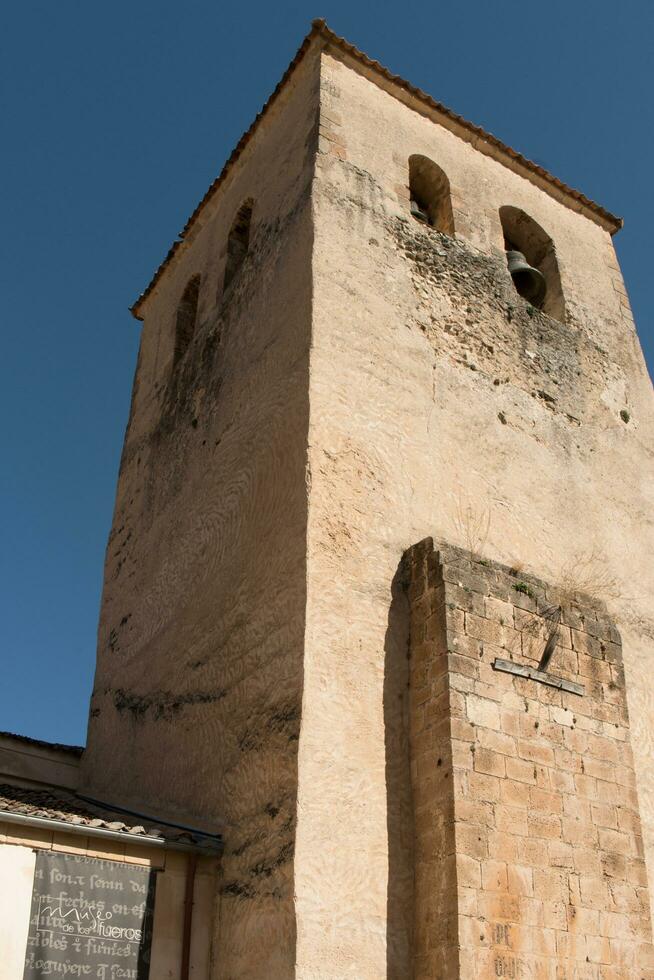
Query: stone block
xmin=530 ymin=787 xmax=563 ymax=815
xmin=528 ymin=812 xmax=562 ymax=840
xmin=500 ymin=779 xmax=531 ymax=808
xmin=500 ymin=710 xmax=522 ymax=737
xmin=452 ymin=739 xmax=475 ymax=770
xmin=457 ymin=824 xmax=489 ymax=861
xmin=450 ymin=716 xmax=476 ymax=742
xmin=484 ymin=595 xmax=514 ymax=624
xmin=456 ymin=799 xmax=495 ymax=828
xmin=465 ymin=612 xmax=506 ymax=646
xmin=487 ymin=831 xmax=521 ymax=864
xmin=591 ymin=803 xmax=618 ymax=830
xmin=448 ymin=652 xmax=480 ymax=681
xmin=495 ymin=806 xmax=528 ymax=836
xmin=518 ymin=739 xmax=556 ymax=767
xmin=466 ymin=696 xmax=501 ymax=730
xmin=457 ymin=852 xmax=482 ymax=889
xmin=562 ymin=816 xmax=598 ymax=846
xmin=481 ymin=859 xmax=508 ymax=892
xmin=519 ymin=838 xmax=550 ymax=869
xmin=477 ymin=727 xmax=516 ymax=756
xmin=549 ymin=769 xmax=576 ymax=794
xmin=574 ymin=774 xmax=599 ymax=800
xmin=548 ymin=840 xmax=574 ymax=869
xmin=534 ymin=869 xmax=568 ymax=903
xmin=506 ymin=756 xmax=537 ymax=785
xmin=579 ymin=874 xmax=610 ymax=910
xmin=550 ymin=705 xmax=576 ymax=728
xmin=543 ymin=900 xmax=567 ymax=930
xmin=441 ymin=565 xmax=490 ymax=596
xmin=598 ymin=828 xmax=632 ymax=856
xmin=473 ymin=747 xmax=506 ymax=778
xmin=443 ymin=582 xmax=486 ymax=616
xmin=507 ymin=864 xmax=534 ymax=897
xmin=564 ymin=795 xmax=592 ymax=821
xmin=516 ymin=896 xmax=543 ymax=928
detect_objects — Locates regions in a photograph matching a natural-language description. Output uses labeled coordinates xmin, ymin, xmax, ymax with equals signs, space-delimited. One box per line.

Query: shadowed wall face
xmin=81 ymin=53 xmax=321 ymax=979
xmin=405 ymin=538 xmax=654 ymax=979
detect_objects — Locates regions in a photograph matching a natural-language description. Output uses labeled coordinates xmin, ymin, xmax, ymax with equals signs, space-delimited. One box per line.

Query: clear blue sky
xmin=2 ymin=1 xmax=652 ymax=746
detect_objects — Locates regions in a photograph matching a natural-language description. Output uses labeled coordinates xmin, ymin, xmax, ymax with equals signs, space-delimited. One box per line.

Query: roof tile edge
xmin=0 ymin=731 xmax=84 ymax=756
xmin=130 ymin=18 xmax=622 ymax=320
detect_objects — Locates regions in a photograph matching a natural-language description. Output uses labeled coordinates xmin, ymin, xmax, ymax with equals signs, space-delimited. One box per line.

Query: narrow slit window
xmin=408 ymin=155 xmax=454 ymax=235
xmin=223 ymin=199 xmax=253 ymax=293
xmin=174 ymin=274 xmax=201 ymax=364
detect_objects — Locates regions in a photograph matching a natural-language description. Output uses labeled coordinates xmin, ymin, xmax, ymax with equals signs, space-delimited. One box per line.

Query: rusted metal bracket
xmin=492 ymin=657 xmax=584 ymax=696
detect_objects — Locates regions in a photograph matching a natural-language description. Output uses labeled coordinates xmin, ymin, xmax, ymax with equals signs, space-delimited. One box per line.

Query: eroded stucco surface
xmin=295 ymin=50 xmax=654 ymax=977
xmin=81 ymin=52 xmax=320 ymax=978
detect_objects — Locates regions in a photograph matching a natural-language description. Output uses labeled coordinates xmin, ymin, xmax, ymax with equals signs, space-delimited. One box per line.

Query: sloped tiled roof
xmin=0 ymin=783 xmax=222 ymax=852
xmin=0 ymin=731 xmax=83 ymax=756
xmin=130 ymin=19 xmax=622 ymax=320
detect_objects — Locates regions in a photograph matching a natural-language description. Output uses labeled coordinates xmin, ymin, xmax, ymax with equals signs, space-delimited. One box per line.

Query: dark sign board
xmin=23 ymin=851 xmax=156 ymax=979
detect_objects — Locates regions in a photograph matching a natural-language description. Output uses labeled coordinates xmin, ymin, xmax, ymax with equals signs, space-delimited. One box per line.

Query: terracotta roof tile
xmin=0 ymin=783 xmax=222 ymax=851
xmin=0 ymin=731 xmax=83 ymax=756
xmin=130 ymin=19 xmax=621 ymax=319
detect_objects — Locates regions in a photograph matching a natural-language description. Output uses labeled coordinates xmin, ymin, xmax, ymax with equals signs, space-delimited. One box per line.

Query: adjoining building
xmin=3 ymin=20 xmax=654 ymax=979
xmin=0 ymin=731 xmax=221 ymax=977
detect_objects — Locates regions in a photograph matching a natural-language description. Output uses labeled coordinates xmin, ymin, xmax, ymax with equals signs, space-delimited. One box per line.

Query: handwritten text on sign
xmin=23 ymin=851 xmax=156 ymax=979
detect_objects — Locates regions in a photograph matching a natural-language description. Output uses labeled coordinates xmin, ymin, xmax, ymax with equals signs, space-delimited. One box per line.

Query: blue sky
xmin=2 ymin=1 xmax=652 ymax=746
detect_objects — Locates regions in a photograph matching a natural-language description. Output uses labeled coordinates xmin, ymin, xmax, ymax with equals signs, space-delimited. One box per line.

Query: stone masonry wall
xmin=406 ymin=538 xmax=654 ymax=980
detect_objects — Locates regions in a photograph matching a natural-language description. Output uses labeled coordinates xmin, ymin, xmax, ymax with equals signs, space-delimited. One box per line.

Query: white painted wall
xmin=0 ymin=843 xmax=36 ymax=979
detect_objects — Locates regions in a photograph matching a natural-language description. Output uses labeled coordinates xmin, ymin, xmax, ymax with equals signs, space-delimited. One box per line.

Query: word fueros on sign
xmin=23 ymin=852 xmax=156 ymax=980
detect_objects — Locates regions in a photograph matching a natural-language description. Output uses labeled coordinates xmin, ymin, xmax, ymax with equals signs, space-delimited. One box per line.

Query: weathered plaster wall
xmin=81 ymin=51 xmax=320 ymax=978
xmin=295 ymin=48 xmax=654 ymax=976
xmin=0 ymin=842 xmax=36 ymax=978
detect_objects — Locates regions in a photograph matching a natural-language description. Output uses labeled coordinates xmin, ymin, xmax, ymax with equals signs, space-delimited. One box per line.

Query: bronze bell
xmin=410 ymin=198 xmax=430 ymax=224
xmin=506 ymin=250 xmax=546 ymax=308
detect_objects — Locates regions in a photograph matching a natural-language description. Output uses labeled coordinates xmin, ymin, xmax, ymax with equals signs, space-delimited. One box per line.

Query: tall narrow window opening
xmin=408 ymin=155 xmax=455 ymax=235
xmin=499 ymin=206 xmax=565 ymax=321
xmin=223 ymin=199 xmax=253 ymax=293
xmin=174 ymin=274 xmax=201 ymax=364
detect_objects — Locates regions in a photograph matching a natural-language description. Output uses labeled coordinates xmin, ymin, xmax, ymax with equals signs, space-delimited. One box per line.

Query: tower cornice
xmin=130 ymin=19 xmax=622 ymax=320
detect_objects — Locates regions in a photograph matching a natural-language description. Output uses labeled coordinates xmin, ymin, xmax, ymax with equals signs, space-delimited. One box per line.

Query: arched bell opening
xmin=408 ymin=155 xmax=455 ymax=235
xmin=499 ymin=206 xmax=565 ymax=321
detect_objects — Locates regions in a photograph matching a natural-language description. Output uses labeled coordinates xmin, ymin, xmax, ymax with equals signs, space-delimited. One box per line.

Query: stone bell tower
xmin=81 ymin=20 xmax=654 ymax=979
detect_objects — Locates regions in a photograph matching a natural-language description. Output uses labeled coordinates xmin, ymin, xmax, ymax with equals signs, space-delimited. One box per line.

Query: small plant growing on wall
xmin=519 ymin=548 xmax=623 ymax=674
xmin=555 ymin=549 xmax=622 ymax=606
xmin=452 ymin=493 xmax=491 ymax=559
